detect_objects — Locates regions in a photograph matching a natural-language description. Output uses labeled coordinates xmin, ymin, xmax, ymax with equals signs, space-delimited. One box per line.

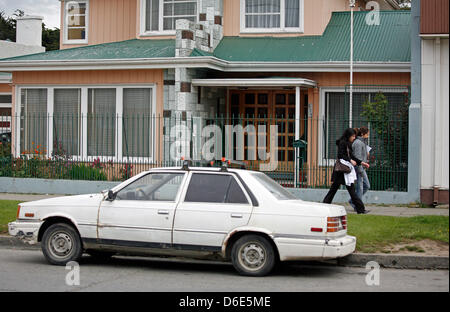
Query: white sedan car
xmin=9 ymin=163 xmax=356 ymax=276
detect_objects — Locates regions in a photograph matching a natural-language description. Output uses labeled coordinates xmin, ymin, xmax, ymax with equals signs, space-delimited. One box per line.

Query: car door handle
xmin=158 ymin=210 xmax=170 ymax=215
xmin=231 ymin=214 xmax=243 ymax=218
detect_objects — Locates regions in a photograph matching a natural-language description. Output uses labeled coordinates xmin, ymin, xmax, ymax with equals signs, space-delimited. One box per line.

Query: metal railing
xmin=0 ymin=113 xmax=408 ymax=191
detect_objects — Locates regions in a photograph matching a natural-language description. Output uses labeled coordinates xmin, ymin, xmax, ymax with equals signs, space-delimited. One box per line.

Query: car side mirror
xmin=107 ymin=190 xmax=116 ymax=201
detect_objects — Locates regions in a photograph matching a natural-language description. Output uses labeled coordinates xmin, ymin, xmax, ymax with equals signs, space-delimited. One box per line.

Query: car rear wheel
xmin=231 ymin=235 xmax=276 ymax=276
xmin=41 ymin=223 xmax=83 ymax=266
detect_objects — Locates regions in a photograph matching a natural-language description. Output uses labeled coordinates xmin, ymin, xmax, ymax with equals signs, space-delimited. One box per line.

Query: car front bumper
xmin=8 ymin=220 xmax=43 ymax=245
xmin=274 ymin=235 xmax=356 ymax=261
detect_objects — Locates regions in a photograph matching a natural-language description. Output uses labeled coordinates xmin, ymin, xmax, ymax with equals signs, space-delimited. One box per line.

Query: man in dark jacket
xmin=349 ymin=128 xmax=371 ymax=210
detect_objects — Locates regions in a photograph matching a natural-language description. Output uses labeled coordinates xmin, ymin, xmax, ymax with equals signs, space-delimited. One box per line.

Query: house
xmin=0 ymin=0 xmax=414 ymax=201
xmin=0 ymin=16 xmax=46 ymax=134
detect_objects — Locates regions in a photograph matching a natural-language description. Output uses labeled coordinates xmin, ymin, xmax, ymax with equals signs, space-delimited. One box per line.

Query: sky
xmin=0 ymin=0 xmax=60 ymax=29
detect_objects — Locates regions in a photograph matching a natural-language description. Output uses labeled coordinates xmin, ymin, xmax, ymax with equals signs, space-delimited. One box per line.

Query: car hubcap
xmin=49 ymin=232 xmax=73 ymax=259
xmin=239 ymin=243 xmax=266 ymax=271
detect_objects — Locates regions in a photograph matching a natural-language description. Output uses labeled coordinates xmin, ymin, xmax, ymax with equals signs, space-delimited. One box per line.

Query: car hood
xmin=20 ymin=193 xmax=105 ymax=208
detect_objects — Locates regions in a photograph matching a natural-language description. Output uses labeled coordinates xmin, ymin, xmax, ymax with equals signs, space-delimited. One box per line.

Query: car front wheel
xmin=41 ymin=223 xmax=83 ymax=265
xmin=231 ymin=235 xmax=276 ymax=276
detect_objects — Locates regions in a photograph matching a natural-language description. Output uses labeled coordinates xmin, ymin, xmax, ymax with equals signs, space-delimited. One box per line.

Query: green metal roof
xmin=0 ymin=11 xmax=410 ymax=64
xmin=196 ymin=10 xmax=411 ymax=63
xmin=0 ymin=39 xmax=176 ymax=61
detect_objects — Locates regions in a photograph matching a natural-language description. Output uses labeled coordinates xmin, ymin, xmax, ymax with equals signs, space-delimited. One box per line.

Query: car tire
xmin=231 ymin=234 xmax=276 ymax=277
xmin=41 ymin=223 xmax=83 ymax=266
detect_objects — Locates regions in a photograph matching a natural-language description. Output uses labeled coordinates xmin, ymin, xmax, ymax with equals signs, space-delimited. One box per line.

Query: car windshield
xmin=251 ymin=172 xmax=297 ymax=200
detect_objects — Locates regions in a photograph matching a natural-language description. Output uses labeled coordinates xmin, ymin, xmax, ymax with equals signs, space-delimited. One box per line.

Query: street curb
xmin=337 ymin=253 xmax=449 ymax=270
xmin=0 ymin=235 xmax=448 ymax=270
xmin=0 ymin=235 xmax=41 ymax=250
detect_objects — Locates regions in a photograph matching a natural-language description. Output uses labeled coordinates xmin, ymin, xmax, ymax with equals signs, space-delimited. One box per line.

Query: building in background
xmin=0 ymin=0 xmax=420 ymax=204
xmin=0 ymin=15 xmax=46 ymax=133
xmin=419 ymin=0 xmax=449 ymax=205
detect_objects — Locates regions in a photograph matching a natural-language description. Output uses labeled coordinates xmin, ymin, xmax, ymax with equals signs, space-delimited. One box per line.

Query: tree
xmin=0 ymin=10 xmax=17 ymax=41
xmin=0 ymin=9 xmax=59 ymax=51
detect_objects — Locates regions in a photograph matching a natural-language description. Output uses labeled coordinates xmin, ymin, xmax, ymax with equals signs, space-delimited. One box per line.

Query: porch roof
xmin=191 ymin=77 xmax=317 ymax=88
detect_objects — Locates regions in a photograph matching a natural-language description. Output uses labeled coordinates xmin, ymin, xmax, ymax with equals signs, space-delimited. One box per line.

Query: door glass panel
xmin=226 ymin=178 xmax=249 ymax=204
xmin=116 ymin=173 xmax=185 ymax=201
xmin=185 ymin=173 xmax=247 ymax=204
xmin=185 ymin=173 xmax=231 ymax=203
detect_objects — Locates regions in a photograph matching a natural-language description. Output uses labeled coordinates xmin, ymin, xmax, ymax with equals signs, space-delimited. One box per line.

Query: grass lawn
xmin=0 ymin=200 xmax=22 ymax=234
xmin=0 ymin=200 xmax=448 ymax=253
xmin=347 ymin=214 xmax=449 ymax=253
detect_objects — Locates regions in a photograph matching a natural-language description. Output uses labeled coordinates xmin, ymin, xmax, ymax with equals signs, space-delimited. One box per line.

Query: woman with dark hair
xmin=323 ymin=128 xmax=370 ymax=214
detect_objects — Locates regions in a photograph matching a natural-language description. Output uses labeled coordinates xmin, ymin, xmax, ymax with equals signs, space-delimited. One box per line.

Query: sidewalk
xmin=1 ymin=193 xmax=448 ymax=217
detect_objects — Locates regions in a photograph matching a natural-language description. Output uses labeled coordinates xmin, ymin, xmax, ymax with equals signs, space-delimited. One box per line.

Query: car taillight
xmin=16 ymin=205 xmax=21 ymax=219
xmin=341 ymin=215 xmax=347 ymax=230
xmin=327 ymin=216 xmax=347 ymax=232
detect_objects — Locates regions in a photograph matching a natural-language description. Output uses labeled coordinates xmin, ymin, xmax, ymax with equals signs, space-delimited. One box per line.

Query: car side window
xmin=184 ymin=173 xmax=249 ymax=204
xmin=116 ymin=173 xmax=185 ymax=201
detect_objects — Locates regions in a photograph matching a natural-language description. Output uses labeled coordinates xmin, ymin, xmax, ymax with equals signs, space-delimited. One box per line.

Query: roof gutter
xmin=0 ymin=56 xmax=411 ymax=73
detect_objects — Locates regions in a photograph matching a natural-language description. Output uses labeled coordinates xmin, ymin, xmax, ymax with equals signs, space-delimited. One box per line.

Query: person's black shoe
xmin=358 ymin=210 xmax=371 ymax=214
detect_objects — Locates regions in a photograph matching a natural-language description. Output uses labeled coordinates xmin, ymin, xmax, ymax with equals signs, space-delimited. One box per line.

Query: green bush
xmin=65 ymin=163 xmax=108 ymax=181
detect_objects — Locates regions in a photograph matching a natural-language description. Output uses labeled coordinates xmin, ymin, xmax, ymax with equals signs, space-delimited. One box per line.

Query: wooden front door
xmin=228 ymin=90 xmax=296 ymax=165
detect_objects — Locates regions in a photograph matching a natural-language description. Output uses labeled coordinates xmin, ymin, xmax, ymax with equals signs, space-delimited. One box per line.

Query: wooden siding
xmin=61 ymin=0 xmax=139 ymax=49
xmin=0 ymin=84 xmax=12 ymax=93
xmin=421 ymin=0 xmax=449 ymax=35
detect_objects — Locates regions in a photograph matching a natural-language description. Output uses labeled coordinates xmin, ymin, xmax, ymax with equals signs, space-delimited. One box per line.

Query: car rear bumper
xmin=8 ymin=220 xmax=43 ymax=245
xmin=322 ymin=235 xmax=356 ymax=259
xmin=274 ymin=235 xmax=356 ymax=261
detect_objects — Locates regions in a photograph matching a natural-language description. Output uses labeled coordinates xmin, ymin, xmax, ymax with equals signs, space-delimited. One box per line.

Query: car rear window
xmin=251 ymin=172 xmax=297 ymax=200
xmin=184 ymin=173 xmax=248 ymax=204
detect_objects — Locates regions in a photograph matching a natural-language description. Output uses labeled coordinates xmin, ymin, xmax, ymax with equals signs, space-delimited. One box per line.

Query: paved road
xmin=0 ymin=248 xmax=448 ymax=292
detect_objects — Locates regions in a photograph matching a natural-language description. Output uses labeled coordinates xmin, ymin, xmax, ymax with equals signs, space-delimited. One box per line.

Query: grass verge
xmin=347 ymin=214 xmax=449 ymax=253
xmin=0 ymin=200 xmax=21 ymax=234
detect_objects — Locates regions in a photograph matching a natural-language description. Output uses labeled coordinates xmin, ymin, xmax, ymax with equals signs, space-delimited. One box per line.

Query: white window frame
xmin=140 ymin=0 xmax=199 ymax=36
xmin=15 ymin=85 xmax=157 ymax=162
xmin=318 ymin=87 xmax=410 ymax=166
xmin=64 ymin=0 xmax=89 ymax=45
xmin=240 ymin=0 xmax=304 ymax=34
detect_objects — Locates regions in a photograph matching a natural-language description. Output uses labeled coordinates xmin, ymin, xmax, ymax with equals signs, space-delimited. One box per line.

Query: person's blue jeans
xmin=349 ymin=166 xmax=370 ymax=209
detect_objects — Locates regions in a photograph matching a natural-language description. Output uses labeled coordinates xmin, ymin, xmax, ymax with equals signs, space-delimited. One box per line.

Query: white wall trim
xmin=0 ymin=57 xmax=412 ymax=73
